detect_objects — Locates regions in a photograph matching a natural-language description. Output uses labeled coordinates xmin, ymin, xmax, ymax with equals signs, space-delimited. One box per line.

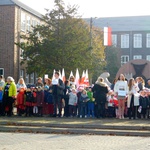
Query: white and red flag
xmin=75 ymin=68 xmax=80 ymax=88
xmin=52 ymin=69 xmax=56 ymax=80
xmin=84 ymin=69 xmax=89 ymax=86
xmin=62 ymin=68 xmax=66 ymax=83
xmin=80 ymin=70 xmax=86 ymax=85
xmin=69 ymin=71 xmax=74 ymax=79
xmin=104 ymin=27 xmax=112 ymax=46
xmin=59 ymin=70 xmax=62 ymax=80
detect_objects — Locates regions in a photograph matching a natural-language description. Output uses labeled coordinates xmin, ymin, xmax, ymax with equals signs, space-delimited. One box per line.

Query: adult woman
xmin=43 ymin=78 xmax=52 ymax=115
xmin=2 ymin=76 xmax=17 ymax=116
xmin=63 ymin=80 xmax=71 ymax=117
xmin=16 ymin=77 xmax=27 ymax=116
xmin=127 ymin=78 xmax=139 ymax=119
xmin=92 ymin=77 xmax=109 ymax=118
xmin=114 ymin=74 xmax=128 ymax=119
xmin=135 ymin=77 xmax=145 ymax=92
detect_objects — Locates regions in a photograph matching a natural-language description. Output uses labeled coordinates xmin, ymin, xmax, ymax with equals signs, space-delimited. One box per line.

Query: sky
xmin=19 ymin=0 xmax=150 ymax=18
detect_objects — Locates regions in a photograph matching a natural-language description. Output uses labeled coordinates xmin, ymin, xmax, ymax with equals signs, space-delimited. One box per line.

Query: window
xmin=30 ymin=73 xmax=34 ymax=84
xmin=31 ymin=19 xmax=37 ymax=31
xmin=26 ymin=16 xmax=31 ymax=31
xmin=20 ymin=39 xmax=24 ymax=59
xmin=112 ymin=34 xmax=117 ymax=47
xmin=146 ymin=33 xmax=150 ymax=48
xmin=0 ymin=68 xmax=4 ymax=76
xmin=146 ymin=55 xmax=150 ymax=61
xmin=133 ymin=34 xmax=142 ymax=48
xmin=20 ymin=69 xmax=24 ymax=78
xmin=21 ymin=12 xmax=26 ymax=31
xmin=26 ymin=74 xmax=29 ymax=83
xmin=133 ymin=55 xmax=142 ymax=59
xmin=121 ymin=34 xmax=129 ymax=48
xmin=121 ymin=55 xmax=129 ymax=66
xmin=20 ymin=48 xmax=24 ymax=59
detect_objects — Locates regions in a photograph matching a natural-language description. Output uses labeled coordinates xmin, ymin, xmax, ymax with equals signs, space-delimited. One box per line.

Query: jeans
xmin=80 ymin=103 xmax=87 ymax=117
xmin=53 ymin=95 xmax=62 ymax=116
xmin=87 ymin=102 xmax=95 ymax=117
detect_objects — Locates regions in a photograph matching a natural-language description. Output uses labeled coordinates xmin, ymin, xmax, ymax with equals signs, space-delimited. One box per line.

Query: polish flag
xmin=69 ymin=71 xmax=74 ymax=79
xmin=84 ymin=69 xmax=89 ymax=86
xmin=59 ymin=70 xmax=62 ymax=80
xmin=62 ymin=68 xmax=66 ymax=82
xmin=75 ymin=68 xmax=80 ymax=88
xmin=80 ymin=70 xmax=86 ymax=85
xmin=52 ymin=69 xmax=56 ymax=80
xmin=104 ymin=27 xmax=112 ymax=46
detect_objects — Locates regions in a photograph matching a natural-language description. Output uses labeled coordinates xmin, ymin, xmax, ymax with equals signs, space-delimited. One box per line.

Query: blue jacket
xmin=0 ymin=91 xmax=3 ymax=102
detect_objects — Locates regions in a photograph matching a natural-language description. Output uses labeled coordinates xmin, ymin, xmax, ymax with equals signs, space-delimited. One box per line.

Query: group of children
xmin=0 ymin=75 xmax=150 ymax=119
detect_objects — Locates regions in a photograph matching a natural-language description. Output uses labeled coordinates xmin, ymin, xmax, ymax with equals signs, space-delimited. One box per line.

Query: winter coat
xmin=51 ymin=79 xmax=65 ymax=96
xmin=68 ymin=92 xmax=78 ymax=105
xmin=36 ymin=90 xmax=44 ymax=107
xmin=3 ymin=82 xmax=17 ymax=97
xmin=139 ymin=96 xmax=149 ymax=109
xmin=92 ymin=83 xmax=109 ymax=104
xmin=127 ymin=85 xmax=139 ymax=108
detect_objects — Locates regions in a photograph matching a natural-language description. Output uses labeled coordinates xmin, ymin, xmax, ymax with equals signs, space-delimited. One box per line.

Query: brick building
xmin=0 ymin=0 xmax=42 ymax=83
xmin=90 ymin=16 xmax=150 ymax=65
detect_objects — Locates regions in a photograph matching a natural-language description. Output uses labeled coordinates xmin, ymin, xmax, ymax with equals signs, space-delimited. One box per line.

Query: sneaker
xmin=80 ymin=115 xmax=82 ymax=118
xmin=119 ymin=116 xmax=122 ymax=119
xmin=85 ymin=115 xmax=87 ymax=118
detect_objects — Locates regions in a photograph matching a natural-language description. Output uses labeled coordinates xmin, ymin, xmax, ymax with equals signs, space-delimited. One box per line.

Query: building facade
xmin=0 ymin=0 xmax=42 ymax=82
xmin=90 ymin=16 xmax=150 ymax=65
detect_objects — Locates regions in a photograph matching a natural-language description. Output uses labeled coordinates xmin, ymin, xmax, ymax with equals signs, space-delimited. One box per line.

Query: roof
xmin=0 ymin=0 xmax=42 ymax=18
xmin=85 ymin=16 xmax=150 ymax=32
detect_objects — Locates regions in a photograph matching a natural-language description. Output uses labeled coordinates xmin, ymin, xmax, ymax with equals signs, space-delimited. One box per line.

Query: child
xmin=68 ymin=88 xmax=78 ymax=117
xmin=107 ymin=91 xmax=115 ymax=118
xmin=25 ymin=87 xmax=34 ymax=117
xmin=79 ymin=90 xmax=89 ymax=118
xmin=139 ymin=90 xmax=149 ymax=119
xmin=87 ymin=87 xmax=95 ymax=118
xmin=36 ymin=86 xmax=44 ymax=117
xmin=16 ymin=78 xmax=26 ymax=116
xmin=32 ymin=87 xmax=38 ymax=116
xmin=0 ymin=87 xmax=3 ymax=115
xmin=146 ymin=90 xmax=150 ymax=118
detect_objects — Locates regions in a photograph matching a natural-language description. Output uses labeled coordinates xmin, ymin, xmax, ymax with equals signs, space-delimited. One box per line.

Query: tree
xmin=16 ymin=0 xmax=106 ymax=80
xmin=105 ymin=46 xmax=121 ymax=82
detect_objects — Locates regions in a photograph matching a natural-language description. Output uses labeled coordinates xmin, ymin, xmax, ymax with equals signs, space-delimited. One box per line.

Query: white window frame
xmin=112 ymin=34 xmax=117 ymax=47
xmin=0 ymin=68 xmax=4 ymax=76
xmin=121 ymin=34 xmax=129 ymax=48
xmin=133 ymin=55 xmax=142 ymax=60
xmin=20 ymin=48 xmax=24 ymax=59
xmin=146 ymin=55 xmax=150 ymax=61
xmin=121 ymin=55 xmax=129 ymax=66
xmin=133 ymin=34 xmax=142 ymax=48
xmin=30 ymin=73 xmax=34 ymax=84
xmin=21 ymin=12 xmax=26 ymax=32
xmin=146 ymin=33 xmax=150 ymax=48
xmin=26 ymin=16 xmax=31 ymax=32
xmin=26 ymin=74 xmax=29 ymax=84
xmin=20 ymin=69 xmax=24 ymax=78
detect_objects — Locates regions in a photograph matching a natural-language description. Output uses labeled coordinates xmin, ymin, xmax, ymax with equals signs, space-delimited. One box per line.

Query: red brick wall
xmin=0 ymin=5 xmax=15 ymax=80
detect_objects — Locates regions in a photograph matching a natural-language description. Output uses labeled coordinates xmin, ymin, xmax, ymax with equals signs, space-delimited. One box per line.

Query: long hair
xmin=118 ymin=74 xmax=125 ymax=81
xmin=128 ymin=78 xmax=134 ymax=91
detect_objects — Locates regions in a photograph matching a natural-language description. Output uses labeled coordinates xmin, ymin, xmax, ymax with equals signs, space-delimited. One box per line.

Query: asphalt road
xmin=0 ymin=133 xmax=150 ymax=150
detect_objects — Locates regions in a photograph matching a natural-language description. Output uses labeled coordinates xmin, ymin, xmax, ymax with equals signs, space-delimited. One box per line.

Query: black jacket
xmin=92 ymin=84 xmax=109 ymax=104
xmin=52 ymin=79 xmax=65 ymax=96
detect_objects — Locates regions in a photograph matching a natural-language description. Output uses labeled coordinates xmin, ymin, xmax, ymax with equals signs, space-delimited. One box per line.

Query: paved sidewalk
xmin=0 ymin=133 xmax=150 ymax=150
xmin=0 ymin=116 xmax=150 ymax=136
xmin=0 ymin=116 xmax=150 ymax=127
